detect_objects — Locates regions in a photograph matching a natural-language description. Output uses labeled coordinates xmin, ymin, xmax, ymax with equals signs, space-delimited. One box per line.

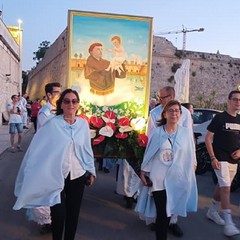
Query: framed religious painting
xmin=67 ymin=10 xmax=153 ymax=120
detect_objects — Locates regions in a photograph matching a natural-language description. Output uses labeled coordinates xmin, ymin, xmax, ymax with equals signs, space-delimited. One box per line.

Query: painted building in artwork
xmin=0 ymin=18 xmax=22 ymax=126
xmin=27 ymin=27 xmax=240 ymax=109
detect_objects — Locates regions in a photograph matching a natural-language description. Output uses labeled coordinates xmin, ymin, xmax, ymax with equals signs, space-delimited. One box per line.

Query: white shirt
xmin=19 ymin=97 xmax=27 ymax=112
xmin=7 ymin=103 xmax=22 ymax=123
xmin=62 ymin=142 xmax=86 ymax=180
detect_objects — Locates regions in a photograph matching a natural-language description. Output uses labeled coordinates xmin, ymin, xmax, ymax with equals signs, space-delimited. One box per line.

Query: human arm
xmin=37 ymin=112 xmax=47 ymax=129
xmin=231 ymin=149 xmax=240 ymax=160
xmin=205 ymin=130 xmax=220 ymax=170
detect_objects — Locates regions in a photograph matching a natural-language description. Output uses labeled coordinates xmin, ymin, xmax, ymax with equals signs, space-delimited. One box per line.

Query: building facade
xmin=0 ymin=18 xmax=21 ymax=126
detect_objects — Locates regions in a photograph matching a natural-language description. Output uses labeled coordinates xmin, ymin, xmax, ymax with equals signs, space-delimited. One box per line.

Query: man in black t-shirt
xmin=205 ymin=90 xmax=240 ymax=237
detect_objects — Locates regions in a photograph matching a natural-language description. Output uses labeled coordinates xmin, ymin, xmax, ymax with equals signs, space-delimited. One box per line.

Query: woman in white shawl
xmin=138 ymin=100 xmax=197 ymax=240
xmin=13 ymin=89 xmax=96 ymax=240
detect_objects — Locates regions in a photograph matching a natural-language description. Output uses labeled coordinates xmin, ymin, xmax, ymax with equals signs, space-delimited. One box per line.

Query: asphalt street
xmin=0 ymin=124 xmax=240 ymax=240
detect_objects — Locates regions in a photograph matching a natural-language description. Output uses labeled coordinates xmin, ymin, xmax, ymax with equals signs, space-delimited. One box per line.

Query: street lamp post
xmin=17 ymin=19 xmax=23 ymax=95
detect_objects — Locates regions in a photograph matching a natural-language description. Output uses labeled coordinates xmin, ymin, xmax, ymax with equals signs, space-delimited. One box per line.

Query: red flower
xmin=90 ymin=116 xmax=104 ymax=128
xmin=103 ymin=111 xmax=116 ymax=120
xmin=93 ymin=135 xmax=105 ymax=145
xmin=77 ymin=114 xmax=90 ymax=125
xmin=118 ymin=117 xmax=130 ymax=126
xmin=106 ymin=122 xmax=117 ymax=132
xmin=115 ymin=132 xmax=128 ymax=139
xmin=137 ymin=134 xmax=148 ymax=147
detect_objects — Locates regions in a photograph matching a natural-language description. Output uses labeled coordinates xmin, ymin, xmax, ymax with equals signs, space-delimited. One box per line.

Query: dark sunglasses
xmin=62 ymin=98 xmax=79 ymax=105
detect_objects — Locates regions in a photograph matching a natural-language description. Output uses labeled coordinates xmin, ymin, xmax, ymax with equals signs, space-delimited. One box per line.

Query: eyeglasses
xmin=167 ymin=109 xmax=181 ymax=113
xmin=62 ymin=98 xmax=79 ymax=105
xmin=231 ymin=98 xmax=240 ymax=103
xmin=159 ymin=95 xmax=171 ymax=101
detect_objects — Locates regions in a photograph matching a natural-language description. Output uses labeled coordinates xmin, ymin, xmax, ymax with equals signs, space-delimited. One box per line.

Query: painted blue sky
xmin=1 ymin=0 xmax=240 ymax=70
xmin=71 ymin=13 xmax=151 ymax=62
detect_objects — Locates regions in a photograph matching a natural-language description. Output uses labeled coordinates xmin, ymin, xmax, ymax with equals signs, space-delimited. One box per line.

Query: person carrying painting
xmin=13 ymin=89 xmax=96 ymax=240
xmin=139 ymin=100 xmax=197 ymax=240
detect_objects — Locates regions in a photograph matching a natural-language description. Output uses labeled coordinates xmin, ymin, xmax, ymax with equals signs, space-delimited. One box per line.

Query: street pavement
xmin=1 ymin=124 xmax=240 ymax=239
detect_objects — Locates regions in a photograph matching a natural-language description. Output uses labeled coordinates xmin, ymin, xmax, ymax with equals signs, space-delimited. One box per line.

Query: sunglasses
xmin=62 ymin=98 xmax=79 ymax=105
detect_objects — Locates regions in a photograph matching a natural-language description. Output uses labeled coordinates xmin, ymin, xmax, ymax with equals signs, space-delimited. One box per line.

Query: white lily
xmin=102 ymin=116 xmax=115 ymax=124
xmin=131 ymin=117 xmax=146 ymax=131
xmin=90 ymin=129 xmax=96 ymax=139
xmin=119 ymin=125 xmax=132 ymax=133
xmin=99 ymin=126 xmax=114 ymax=137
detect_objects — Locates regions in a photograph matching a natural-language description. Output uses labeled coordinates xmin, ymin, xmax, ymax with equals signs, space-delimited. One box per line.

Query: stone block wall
xmin=27 ymin=28 xmax=240 ymax=109
xmin=0 ymin=19 xmax=21 ymax=125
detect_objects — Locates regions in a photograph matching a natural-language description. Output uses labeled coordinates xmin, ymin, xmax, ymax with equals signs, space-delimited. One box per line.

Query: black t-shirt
xmin=207 ymin=111 xmax=240 ymax=163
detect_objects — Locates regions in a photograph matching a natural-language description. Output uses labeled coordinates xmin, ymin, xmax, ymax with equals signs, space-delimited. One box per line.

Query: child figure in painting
xmin=107 ymin=35 xmax=126 ymax=75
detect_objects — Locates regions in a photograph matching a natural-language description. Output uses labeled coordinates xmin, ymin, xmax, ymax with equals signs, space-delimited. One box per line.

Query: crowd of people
xmin=8 ymin=83 xmax=240 ymax=240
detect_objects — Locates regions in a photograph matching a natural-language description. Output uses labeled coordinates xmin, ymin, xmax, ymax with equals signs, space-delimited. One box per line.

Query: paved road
xmin=1 ymin=125 xmax=240 ymax=239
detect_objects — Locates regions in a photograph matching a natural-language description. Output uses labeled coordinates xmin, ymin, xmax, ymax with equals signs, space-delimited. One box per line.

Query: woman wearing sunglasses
xmin=138 ymin=100 xmax=197 ymax=240
xmin=13 ymin=89 xmax=96 ymax=240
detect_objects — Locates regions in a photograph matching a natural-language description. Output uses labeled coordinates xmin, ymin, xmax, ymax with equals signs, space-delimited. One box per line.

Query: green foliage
xmin=195 ymin=90 xmax=226 ymax=110
xmin=33 ymin=40 xmax=51 ymax=63
xmin=167 ymin=75 xmax=174 ymax=83
xmin=22 ymin=71 xmax=28 ymax=93
xmin=175 ymin=50 xmax=186 ymax=59
xmin=171 ymin=63 xmax=181 ymax=73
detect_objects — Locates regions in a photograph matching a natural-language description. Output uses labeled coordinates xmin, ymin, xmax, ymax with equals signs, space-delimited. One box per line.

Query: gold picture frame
xmin=67 ymin=10 xmax=153 ymax=119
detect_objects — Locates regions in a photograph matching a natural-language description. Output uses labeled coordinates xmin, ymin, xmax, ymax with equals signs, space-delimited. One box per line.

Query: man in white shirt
xmin=147 ymin=86 xmax=193 ymax=237
xmin=7 ymin=95 xmax=23 ymax=152
xmin=37 ymin=82 xmax=62 ymax=129
xmin=31 ymin=82 xmax=61 ymax=234
xmin=19 ymin=92 xmax=28 ymax=129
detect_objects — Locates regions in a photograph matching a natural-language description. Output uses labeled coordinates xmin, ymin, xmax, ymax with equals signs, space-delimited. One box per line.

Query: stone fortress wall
xmin=27 ymin=28 xmax=240 ymax=108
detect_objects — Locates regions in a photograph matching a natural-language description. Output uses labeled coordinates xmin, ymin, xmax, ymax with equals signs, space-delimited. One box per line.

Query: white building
xmin=0 ymin=18 xmax=22 ymax=126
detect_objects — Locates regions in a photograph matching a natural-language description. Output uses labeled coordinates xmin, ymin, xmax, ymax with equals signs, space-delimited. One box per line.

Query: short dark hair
xmin=56 ymin=89 xmax=80 ymax=115
xmin=181 ymin=102 xmax=193 ymax=110
xmin=45 ymin=82 xmax=61 ymax=95
xmin=11 ymin=95 xmax=18 ymax=100
xmin=88 ymin=43 xmax=102 ymax=53
xmin=228 ymin=90 xmax=240 ymax=100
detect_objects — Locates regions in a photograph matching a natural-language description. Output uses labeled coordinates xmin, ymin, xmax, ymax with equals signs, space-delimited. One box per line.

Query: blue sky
xmin=71 ymin=13 xmax=151 ymax=61
xmin=1 ymin=0 xmax=240 ymax=70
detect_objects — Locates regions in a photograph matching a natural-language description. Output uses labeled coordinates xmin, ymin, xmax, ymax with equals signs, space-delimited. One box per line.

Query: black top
xmin=207 ymin=111 xmax=240 ymax=163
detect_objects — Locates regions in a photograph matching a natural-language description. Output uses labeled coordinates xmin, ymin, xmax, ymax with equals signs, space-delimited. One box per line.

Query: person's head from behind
xmin=157 ymin=100 xmax=182 ymax=126
xmin=158 ymin=86 xmax=175 ymax=107
xmin=150 ymin=98 xmax=157 ymax=109
xmin=181 ymin=102 xmax=194 ymax=115
xmin=111 ymin=36 xmax=121 ymax=47
xmin=45 ymin=82 xmax=62 ymax=107
xmin=89 ymin=43 xmax=103 ymax=60
xmin=56 ymin=89 xmax=80 ymax=116
xmin=228 ymin=90 xmax=240 ymax=112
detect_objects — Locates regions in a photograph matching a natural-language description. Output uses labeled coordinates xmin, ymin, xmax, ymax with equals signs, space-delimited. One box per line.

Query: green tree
xmin=22 ymin=70 xmax=28 ymax=93
xmin=33 ymin=40 xmax=51 ymax=63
